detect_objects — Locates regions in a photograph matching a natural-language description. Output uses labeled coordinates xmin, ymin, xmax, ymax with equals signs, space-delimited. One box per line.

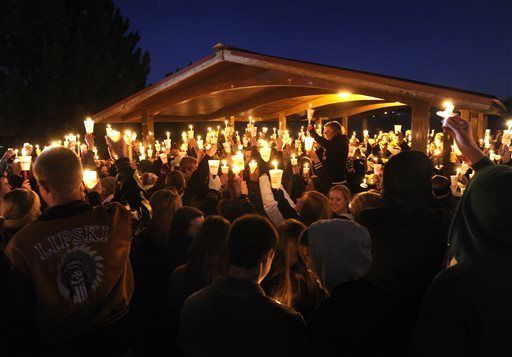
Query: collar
xmin=40 ymin=200 xmax=92 ymax=221
xmin=212 ymin=277 xmax=267 ymax=297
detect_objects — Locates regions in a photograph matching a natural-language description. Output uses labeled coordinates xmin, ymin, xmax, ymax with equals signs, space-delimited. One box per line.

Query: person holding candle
xmin=4 ymin=144 xmax=139 ymax=355
xmin=409 ymin=115 xmax=512 ymax=357
xmin=307 ymin=120 xmax=349 ymax=186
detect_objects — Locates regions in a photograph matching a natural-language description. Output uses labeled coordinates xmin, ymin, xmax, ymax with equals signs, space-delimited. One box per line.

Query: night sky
xmin=113 ymin=0 xmax=511 ymax=99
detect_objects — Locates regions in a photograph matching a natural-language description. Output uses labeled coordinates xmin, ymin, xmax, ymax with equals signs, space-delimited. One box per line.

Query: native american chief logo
xmin=57 ymin=245 xmax=104 ymax=304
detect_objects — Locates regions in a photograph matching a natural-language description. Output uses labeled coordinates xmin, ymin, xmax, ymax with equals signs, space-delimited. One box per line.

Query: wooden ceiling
xmin=91 ymin=45 xmax=506 ymax=124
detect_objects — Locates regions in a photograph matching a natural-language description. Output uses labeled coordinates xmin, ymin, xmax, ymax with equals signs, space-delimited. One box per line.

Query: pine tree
xmin=0 ymin=0 xmax=150 ymax=144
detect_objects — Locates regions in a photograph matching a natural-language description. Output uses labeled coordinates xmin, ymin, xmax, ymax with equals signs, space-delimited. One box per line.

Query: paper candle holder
xmin=208 ymin=160 xmax=220 ymax=176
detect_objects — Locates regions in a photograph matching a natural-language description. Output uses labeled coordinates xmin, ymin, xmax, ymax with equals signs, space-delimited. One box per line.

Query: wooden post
xmin=411 ymin=101 xmax=430 ymax=153
xmin=279 ymin=112 xmax=286 ymax=131
xmin=141 ymin=110 xmax=155 ymax=147
xmin=362 ymin=116 xmax=368 ymax=131
xmin=476 ymin=113 xmax=487 ymax=141
xmin=141 ymin=110 xmax=149 ymax=146
xmin=341 ymin=114 xmax=349 ymax=134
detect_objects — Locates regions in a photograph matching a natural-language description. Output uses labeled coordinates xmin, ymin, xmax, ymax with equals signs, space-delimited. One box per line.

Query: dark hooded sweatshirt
xmin=409 ymin=158 xmax=512 ymax=357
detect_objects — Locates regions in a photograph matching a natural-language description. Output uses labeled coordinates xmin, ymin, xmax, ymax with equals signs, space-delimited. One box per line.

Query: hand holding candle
xmin=269 ymin=160 xmax=283 ymax=189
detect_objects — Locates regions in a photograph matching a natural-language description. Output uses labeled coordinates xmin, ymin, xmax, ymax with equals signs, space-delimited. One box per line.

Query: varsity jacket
xmin=5 ymin=200 xmax=134 ymax=347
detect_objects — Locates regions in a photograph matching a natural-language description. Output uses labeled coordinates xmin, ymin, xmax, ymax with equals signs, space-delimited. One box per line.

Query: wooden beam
xmin=411 ymin=101 xmax=430 ymax=153
xmin=141 ymin=110 xmax=149 ymax=146
xmin=264 ymin=94 xmax=383 ymax=119
xmin=315 ymin=102 xmax=406 ymax=119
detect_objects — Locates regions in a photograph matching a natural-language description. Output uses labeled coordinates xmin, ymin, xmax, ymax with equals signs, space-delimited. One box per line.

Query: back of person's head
xmin=216 ymin=199 xmax=238 ymax=222
xmin=300 ymin=191 xmax=331 ymax=225
xmin=431 ymin=175 xmax=451 ymax=199
xmin=0 ymin=189 xmax=41 ymax=232
xmin=166 ymin=170 xmax=186 ymax=194
xmin=171 ymin=206 xmax=204 ymax=238
xmin=269 ymin=219 xmax=310 ymax=305
xmin=450 ymin=165 xmax=512 ymax=263
xmin=228 ymin=215 xmax=278 ymax=269
xmin=147 ymin=189 xmax=183 ymax=243
xmin=383 ymin=150 xmax=433 ymax=209
xmin=179 ymin=156 xmax=198 ymax=174
xmin=350 ymin=191 xmax=383 ymax=221
xmin=188 ymin=215 xmax=231 ymax=284
xmin=325 ymin=121 xmax=344 ymax=136
xmin=33 ymin=147 xmax=83 ymax=197
xmin=141 ymin=172 xmax=158 ymax=188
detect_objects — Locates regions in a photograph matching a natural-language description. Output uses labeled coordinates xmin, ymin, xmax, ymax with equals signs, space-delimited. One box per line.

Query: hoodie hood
xmin=449 ymin=164 xmax=512 ymax=263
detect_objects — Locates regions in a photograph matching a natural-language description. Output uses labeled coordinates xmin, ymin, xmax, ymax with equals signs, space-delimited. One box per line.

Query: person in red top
xmin=5 ymin=139 xmax=136 ymax=356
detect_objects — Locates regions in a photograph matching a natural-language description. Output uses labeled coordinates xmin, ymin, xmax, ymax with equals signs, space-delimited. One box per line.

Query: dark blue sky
xmin=114 ymin=0 xmax=511 ymax=99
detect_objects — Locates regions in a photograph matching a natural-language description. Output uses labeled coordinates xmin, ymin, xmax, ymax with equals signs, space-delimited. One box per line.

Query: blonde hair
xmin=33 ymin=147 xmax=83 ymax=195
xmin=0 ymin=189 xmax=41 ymax=231
xmin=350 ymin=191 xmax=383 ymax=220
xmin=328 ymin=185 xmax=351 ymax=203
xmin=146 ymin=189 xmax=183 ymax=245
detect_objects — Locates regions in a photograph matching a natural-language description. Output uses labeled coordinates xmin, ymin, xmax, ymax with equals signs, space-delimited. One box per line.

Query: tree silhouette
xmin=0 ymin=0 xmax=150 ymax=144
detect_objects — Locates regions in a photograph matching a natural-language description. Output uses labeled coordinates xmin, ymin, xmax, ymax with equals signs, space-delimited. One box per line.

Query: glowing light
xmin=337 ymin=91 xmax=351 ymax=98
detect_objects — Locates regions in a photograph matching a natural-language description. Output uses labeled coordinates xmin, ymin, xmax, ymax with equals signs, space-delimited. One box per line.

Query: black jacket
xmin=179 ymin=277 xmax=308 ymax=356
xmin=309 ymin=129 xmax=349 ymax=183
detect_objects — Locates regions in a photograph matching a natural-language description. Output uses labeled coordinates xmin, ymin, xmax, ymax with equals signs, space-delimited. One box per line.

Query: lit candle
xmin=249 ymin=160 xmax=258 ymax=173
xmin=208 ymin=160 xmax=220 ymax=176
xmin=197 ymin=135 xmax=204 ymax=150
xmin=188 ymin=125 xmax=194 ymax=139
xmin=84 ymin=117 xmax=95 ymax=134
xmin=83 ymin=170 xmax=99 ymax=190
xmin=182 ymin=131 xmax=188 ymax=143
xmin=304 ymin=136 xmax=314 ymax=152
xmin=269 ymin=160 xmax=283 ymax=189
xmin=221 ymin=160 xmax=229 ymax=174
xmin=35 ymin=145 xmax=41 ymax=156
xmin=502 ymin=120 xmax=512 ymax=145
xmin=437 ymin=101 xmax=456 ymax=126
xmin=291 ymin=153 xmax=298 ymax=166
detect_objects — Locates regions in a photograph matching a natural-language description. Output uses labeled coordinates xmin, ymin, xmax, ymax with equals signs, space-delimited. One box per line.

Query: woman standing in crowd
xmin=169 ymin=215 xmax=230 ymax=313
xmin=307 ymin=120 xmax=349 ymax=186
xmin=262 ymin=219 xmax=327 ymax=320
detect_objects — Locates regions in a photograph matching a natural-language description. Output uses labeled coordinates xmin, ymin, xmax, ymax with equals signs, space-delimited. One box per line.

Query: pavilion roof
xmin=92 ymin=44 xmax=507 ymax=124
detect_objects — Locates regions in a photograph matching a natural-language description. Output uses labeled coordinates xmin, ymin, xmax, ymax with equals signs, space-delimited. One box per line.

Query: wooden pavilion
xmin=92 ymin=44 xmax=507 ymax=153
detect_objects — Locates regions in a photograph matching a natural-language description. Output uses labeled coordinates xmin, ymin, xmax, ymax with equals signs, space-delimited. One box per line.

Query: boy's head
xmin=33 ymin=147 xmax=83 ymax=206
xmin=227 ymin=215 xmax=278 ymax=281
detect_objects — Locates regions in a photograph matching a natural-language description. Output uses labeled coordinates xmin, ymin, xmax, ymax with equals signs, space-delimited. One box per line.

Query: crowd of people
xmin=0 ymin=114 xmax=511 ymax=357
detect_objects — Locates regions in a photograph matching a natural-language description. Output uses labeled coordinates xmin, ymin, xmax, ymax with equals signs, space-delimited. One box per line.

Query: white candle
xmin=83 ymin=170 xmax=99 ymax=189
xmin=208 ymin=160 xmax=220 ymax=176
xmin=84 ymin=117 xmax=95 ymax=134
xmin=269 ymin=160 xmax=283 ymax=189
xmin=249 ymin=160 xmax=257 ymax=173
xmin=291 ymin=154 xmax=298 ymax=166
xmin=221 ymin=160 xmax=229 ymax=174
xmin=304 ymin=136 xmax=314 ymax=152
xmin=188 ymin=125 xmax=194 ymax=139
